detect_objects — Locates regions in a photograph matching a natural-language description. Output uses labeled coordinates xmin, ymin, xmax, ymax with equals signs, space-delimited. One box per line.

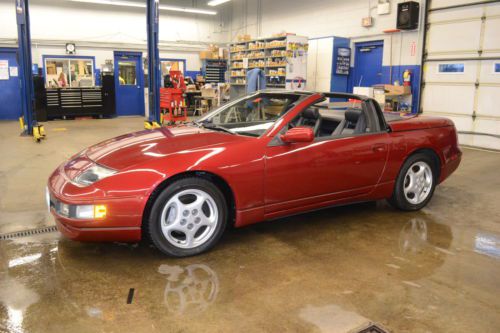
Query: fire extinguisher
xmin=403 ymin=69 xmax=412 ymax=87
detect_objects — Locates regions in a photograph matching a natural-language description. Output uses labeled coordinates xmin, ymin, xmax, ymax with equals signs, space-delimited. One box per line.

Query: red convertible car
xmin=47 ymin=91 xmax=461 ymax=257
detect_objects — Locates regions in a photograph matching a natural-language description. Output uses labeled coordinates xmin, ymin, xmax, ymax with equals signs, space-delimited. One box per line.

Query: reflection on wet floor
xmin=1 ymin=202 xmax=499 ymax=333
xmin=1 ymin=148 xmax=500 ymax=332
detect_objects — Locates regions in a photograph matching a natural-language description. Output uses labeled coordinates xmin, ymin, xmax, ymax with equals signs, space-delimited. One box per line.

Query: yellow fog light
xmin=94 ymin=205 xmax=107 ymax=219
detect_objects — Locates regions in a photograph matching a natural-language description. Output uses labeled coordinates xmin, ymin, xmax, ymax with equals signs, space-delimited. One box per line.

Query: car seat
xmin=296 ymin=107 xmax=322 ymax=136
xmin=331 ymin=108 xmax=367 ymax=136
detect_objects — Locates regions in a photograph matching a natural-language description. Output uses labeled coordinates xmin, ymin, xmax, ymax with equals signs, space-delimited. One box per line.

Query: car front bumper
xmin=47 ymin=164 xmax=145 ymax=243
xmin=54 ymin=216 xmax=142 ymax=242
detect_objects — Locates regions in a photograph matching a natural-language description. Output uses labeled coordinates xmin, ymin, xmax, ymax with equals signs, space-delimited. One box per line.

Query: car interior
xmin=289 ymin=100 xmax=370 ymax=139
xmin=210 ymin=93 xmax=304 ymax=136
xmin=208 ymin=93 xmax=372 ymax=139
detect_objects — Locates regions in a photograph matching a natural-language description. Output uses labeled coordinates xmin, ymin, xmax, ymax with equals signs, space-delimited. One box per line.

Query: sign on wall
xmin=335 ymin=47 xmax=351 ymax=75
xmin=0 ymin=60 xmax=9 ymax=80
xmin=10 ymin=67 xmax=18 ymax=77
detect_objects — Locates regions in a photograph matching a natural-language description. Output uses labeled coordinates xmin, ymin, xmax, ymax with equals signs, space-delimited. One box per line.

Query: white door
xmin=306 ymin=37 xmax=334 ymax=91
xmin=421 ymin=0 xmax=500 ymax=149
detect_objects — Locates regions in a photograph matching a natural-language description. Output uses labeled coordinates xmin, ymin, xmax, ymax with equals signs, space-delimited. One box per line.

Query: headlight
xmin=75 ymin=205 xmax=107 ymax=219
xmin=74 ymin=164 xmax=116 ymax=186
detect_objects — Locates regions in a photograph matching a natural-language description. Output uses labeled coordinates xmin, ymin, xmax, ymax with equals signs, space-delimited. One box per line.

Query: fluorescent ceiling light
xmin=68 ymin=0 xmax=217 ymax=15
xmin=160 ymin=4 xmax=216 ymax=15
xmin=207 ymin=0 xmax=231 ymax=6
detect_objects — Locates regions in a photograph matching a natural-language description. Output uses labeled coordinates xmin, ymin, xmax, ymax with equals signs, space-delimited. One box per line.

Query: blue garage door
xmin=114 ymin=51 xmax=145 ymax=116
xmin=353 ymin=41 xmax=384 ymax=88
xmin=0 ymin=48 xmax=22 ymax=120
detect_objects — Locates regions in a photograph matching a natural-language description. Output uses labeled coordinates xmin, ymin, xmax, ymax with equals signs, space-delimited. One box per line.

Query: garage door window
xmin=438 ymin=63 xmax=465 ymax=73
xmin=494 ymin=63 xmax=500 ymax=73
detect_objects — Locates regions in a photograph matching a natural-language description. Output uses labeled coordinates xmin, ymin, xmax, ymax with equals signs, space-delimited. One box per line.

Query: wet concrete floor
xmin=0 ymin=119 xmax=499 ymax=332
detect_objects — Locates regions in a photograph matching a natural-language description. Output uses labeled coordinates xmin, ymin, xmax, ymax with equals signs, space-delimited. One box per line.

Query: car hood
xmin=83 ymin=125 xmax=250 ymax=170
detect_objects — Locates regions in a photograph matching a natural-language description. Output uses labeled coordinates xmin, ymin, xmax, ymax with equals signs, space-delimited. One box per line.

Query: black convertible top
xmin=383 ymin=112 xmax=417 ymax=123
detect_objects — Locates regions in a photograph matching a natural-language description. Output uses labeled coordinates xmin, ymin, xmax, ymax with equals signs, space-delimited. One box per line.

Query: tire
xmin=147 ymin=177 xmax=228 ymax=257
xmin=388 ymin=153 xmax=437 ymax=211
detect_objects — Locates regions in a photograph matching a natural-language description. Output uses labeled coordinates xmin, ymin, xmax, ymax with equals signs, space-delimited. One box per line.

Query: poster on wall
xmin=0 ymin=60 xmax=9 ymax=80
xmin=335 ymin=47 xmax=351 ymax=76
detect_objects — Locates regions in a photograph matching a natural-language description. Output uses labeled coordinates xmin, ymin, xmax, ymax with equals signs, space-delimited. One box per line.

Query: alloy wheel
xmin=160 ymin=189 xmax=219 ymax=249
xmin=403 ymin=161 xmax=433 ymax=205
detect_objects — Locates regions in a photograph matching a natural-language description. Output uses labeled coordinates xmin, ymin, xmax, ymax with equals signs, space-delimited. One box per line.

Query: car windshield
xmin=196 ymin=93 xmax=304 ymax=137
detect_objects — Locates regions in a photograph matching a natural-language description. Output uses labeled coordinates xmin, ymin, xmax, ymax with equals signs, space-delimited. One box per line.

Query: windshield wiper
xmin=194 ymin=121 xmax=235 ymax=135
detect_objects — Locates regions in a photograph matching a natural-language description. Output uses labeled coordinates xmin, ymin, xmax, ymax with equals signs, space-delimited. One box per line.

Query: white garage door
xmin=421 ymin=0 xmax=500 ymax=149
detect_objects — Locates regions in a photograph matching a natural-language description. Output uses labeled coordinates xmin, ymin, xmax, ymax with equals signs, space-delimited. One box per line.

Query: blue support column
xmin=15 ymin=0 xmax=36 ymax=135
xmin=147 ymin=0 xmax=161 ymax=124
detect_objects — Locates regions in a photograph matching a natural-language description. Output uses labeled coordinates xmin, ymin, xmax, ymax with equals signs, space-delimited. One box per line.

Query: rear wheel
xmin=388 ymin=153 xmax=437 ymax=211
xmin=147 ymin=177 xmax=228 ymax=257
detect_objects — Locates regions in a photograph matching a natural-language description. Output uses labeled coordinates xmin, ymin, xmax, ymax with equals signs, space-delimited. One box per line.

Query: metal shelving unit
xmin=228 ymin=35 xmax=309 ymax=97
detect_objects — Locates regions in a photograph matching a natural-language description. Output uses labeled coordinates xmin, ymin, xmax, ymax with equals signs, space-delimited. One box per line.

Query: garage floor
xmin=0 ymin=118 xmax=499 ymax=333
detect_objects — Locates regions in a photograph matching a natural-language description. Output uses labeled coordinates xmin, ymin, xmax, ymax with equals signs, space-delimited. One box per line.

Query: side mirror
xmin=280 ymin=126 xmax=314 ymax=144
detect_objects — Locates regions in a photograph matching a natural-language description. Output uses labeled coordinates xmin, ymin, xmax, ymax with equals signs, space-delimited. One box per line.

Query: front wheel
xmin=388 ymin=153 xmax=437 ymax=211
xmin=147 ymin=177 xmax=228 ymax=257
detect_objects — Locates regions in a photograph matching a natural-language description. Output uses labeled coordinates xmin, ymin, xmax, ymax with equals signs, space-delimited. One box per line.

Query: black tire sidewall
xmin=391 ymin=153 xmax=437 ymax=211
xmin=148 ymin=177 xmax=227 ymax=257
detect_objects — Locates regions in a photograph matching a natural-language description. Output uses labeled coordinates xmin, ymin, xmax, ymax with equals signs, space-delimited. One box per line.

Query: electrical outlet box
xmin=378 ymin=2 xmax=391 ymax=15
xmin=362 ymin=16 xmax=374 ymax=27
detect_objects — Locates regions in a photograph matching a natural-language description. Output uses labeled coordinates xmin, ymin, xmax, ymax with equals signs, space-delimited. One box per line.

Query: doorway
xmin=0 ymin=48 xmax=22 ymax=120
xmin=114 ymin=51 xmax=145 ymax=116
xmin=160 ymin=59 xmax=186 ymax=77
xmin=353 ymin=41 xmax=384 ymax=88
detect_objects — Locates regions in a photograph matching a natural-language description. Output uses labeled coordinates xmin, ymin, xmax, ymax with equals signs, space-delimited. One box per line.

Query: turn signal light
xmin=94 ymin=205 xmax=107 ymax=219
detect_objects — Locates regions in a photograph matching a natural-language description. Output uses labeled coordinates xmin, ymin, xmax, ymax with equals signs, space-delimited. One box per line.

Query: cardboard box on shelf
xmin=186 ymin=84 xmax=197 ymax=92
xmin=199 ymin=51 xmax=218 ymax=59
xmin=272 ymin=32 xmax=296 ymax=37
xmin=373 ymin=90 xmax=386 ymax=106
xmin=208 ymin=44 xmax=219 ymax=52
xmin=219 ymin=48 xmax=229 ymax=59
xmin=353 ymin=87 xmax=374 ymax=98
xmin=237 ymin=34 xmax=251 ymax=42
xmin=373 ymin=84 xmax=411 ymax=96
xmin=201 ymin=87 xmax=216 ymax=98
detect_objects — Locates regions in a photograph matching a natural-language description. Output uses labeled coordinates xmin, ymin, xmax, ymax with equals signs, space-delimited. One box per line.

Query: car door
xmin=264 ymin=101 xmax=390 ymax=216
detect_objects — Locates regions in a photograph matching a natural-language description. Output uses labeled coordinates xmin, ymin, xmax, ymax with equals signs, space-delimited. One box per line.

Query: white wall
xmin=0 ymin=0 xmax=231 ymax=71
xmin=229 ymin=0 xmax=425 ymax=68
xmin=0 ymin=0 xmax=229 ymax=43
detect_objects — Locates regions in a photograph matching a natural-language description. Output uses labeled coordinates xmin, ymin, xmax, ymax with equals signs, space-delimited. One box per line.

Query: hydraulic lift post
xmin=15 ymin=0 xmax=37 ymax=136
xmin=146 ymin=0 xmax=162 ymax=125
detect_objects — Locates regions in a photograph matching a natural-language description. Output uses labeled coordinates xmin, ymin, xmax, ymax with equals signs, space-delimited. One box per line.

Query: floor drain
xmin=357 ymin=324 xmax=389 ymax=333
xmin=0 ymin=225 xmax=58 ymax=240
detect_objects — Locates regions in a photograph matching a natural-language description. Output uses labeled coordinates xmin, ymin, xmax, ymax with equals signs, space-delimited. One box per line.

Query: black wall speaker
xmin=397 ymin=1 xmax=420 ymax=30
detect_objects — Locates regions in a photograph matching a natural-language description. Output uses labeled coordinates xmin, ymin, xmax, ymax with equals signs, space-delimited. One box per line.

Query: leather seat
xmin=331 ymin=108 xmax=367 ymax=136
xmin=297 ymin=107 xmax=322 ymax=136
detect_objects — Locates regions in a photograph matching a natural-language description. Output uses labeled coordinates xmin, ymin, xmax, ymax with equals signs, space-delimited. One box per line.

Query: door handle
xmin=372 ymin=143 xmax=387 ymax=153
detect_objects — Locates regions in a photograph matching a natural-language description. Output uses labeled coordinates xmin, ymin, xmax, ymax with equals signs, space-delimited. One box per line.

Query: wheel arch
xmin=141 ymin=170 xmax=237 ymax=239
xmin=405 ymin=147 xmax=442 ymax=180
